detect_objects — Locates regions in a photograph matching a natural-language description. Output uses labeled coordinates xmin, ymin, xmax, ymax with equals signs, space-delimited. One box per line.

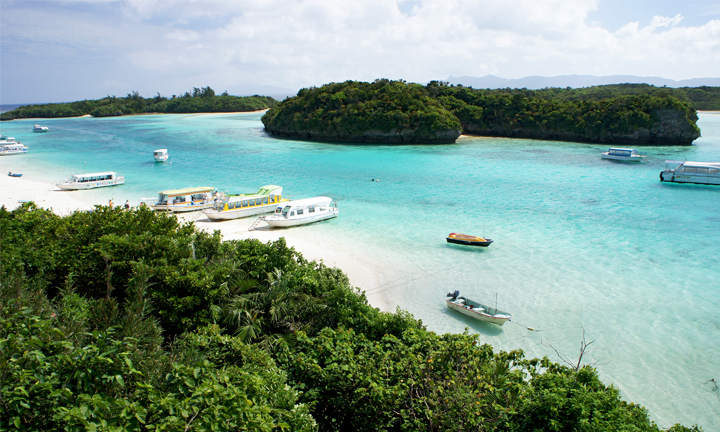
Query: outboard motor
xmin=447 ymin=290 xmax=460 ymax=300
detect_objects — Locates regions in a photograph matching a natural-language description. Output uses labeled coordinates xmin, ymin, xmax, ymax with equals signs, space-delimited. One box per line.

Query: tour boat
xmin=600 ymin=147 xmax=646 ymax=163
xmin=33 ymin=125 xmax=49 ymax=133
xmin=145 ymin=186 xmax=216 ymax=212
xmin=446 ymin=233 xmax=493 ymax=247
xmin=153 ymin=149 xmax=169 ymax=162
xmin=57 ymin=172 xmax=125 ymax=190
xmin=203 ymin=185 xmax=286 ymax=221
xmin=261 ymin=196 xmax=339 ymax=228
xmin=660 ymin=160 xmax=720 ymax=185
xmin=0 ymin=140 xmax=29 ymax=156
xmin=446 ymin=291 xmax=511 ymax=326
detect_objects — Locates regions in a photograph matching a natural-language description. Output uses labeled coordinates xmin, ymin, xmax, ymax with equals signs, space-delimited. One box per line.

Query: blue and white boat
xmin=601 ymin=148 xmax=646 ymax=163
xmin=660 ymin=160 xmax=720 ymax=185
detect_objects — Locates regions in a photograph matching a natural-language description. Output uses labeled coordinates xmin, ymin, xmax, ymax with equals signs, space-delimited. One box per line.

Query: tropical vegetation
xmin=263 ymin=79 xmax=703 ymax=145
xmin=0 ymin=203 xmax=702 ymax=431
xmin=0 ymin=86 xmax=277 ymax=120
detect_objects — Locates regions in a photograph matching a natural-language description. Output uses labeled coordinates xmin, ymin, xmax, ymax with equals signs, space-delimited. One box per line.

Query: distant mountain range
xmin=446 ymin=75 xmax=720 ymax=89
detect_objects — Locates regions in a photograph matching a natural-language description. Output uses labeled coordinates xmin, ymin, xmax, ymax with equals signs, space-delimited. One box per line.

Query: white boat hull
xmin=660 ymin=171 xmax=720 ymax=185
xmin=601 ymin=154 xmax=645 ymax=163
xmin=154 ymin=157 xmax=168 ymax=162
xmin=57 ymin=178 xmax=125 ymax=190
xmin=152 ymin=202 xmax=213 ymax=212
xmin=0 ymin=149 xmax=28 ymax=156
xmin=446 ymin=300 xmax=511 ymax=326
xmin=263 ymin=208 xmax=339 ymax=228
xmin=204 ymin=203 xmax=277 ymax=220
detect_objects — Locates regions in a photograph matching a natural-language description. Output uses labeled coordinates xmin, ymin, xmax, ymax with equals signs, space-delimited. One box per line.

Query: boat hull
xmin=0 ymin=150 xmax=28 ymax=156
xmin=447 ymin=237 xmax=493 ymax=247
xmin=152 ymin=202 xmax=213 ymax=212
xmin=263 ymin=209 xmax=339 ymax=228
xmin=601 ymin=154 xmax=645 ymax=163
xmin=660 ymin=171 xmax=720 ymax=185
xmin=446 ymin=300 xmax=510 ymax=325
xmin=204 ymin=203 xmax=277 ymax=220
xmin=57 ymin=178 xmax=125 ymax=190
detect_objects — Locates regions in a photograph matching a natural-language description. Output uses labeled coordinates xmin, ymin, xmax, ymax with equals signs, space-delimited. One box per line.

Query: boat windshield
xmin=158 ymin=193 xmax=168 ymax=204
xmin=274 ymin=206 xmax=283 ymax=214
xmin=281 ymin=205 xmax=292 ymax=216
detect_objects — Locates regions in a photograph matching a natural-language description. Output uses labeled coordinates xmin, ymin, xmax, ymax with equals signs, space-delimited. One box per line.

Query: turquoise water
xmin=2 ymin=112 xmax=720 ymax=429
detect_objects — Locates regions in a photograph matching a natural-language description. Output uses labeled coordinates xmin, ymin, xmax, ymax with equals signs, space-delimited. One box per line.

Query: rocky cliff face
xmin=461 ymin=109 xmax=700 ymax=146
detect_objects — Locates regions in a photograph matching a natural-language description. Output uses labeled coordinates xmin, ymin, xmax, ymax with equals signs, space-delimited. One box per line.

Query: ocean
xmin=2 ymin=111 xmax=719 ymax=429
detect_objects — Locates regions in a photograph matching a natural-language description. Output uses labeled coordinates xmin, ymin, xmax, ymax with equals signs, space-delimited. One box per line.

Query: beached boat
xmin=153 ymin=149 xmax=169 ymax=162
xmin=57 ymin=171 xmax=125 ymax=190
xmin=145 ymin=186 xmax=216 ymax=212
xmin=660 ymin=160 xmax=720 ymax=185
xmin=445 ymin=290 xmax=511 ymax=326
xmin=203 ymin=185 xmax=286 ymax=221
xmin=446 ymin=233 xmax=493 ymax=247
xmin=8 ymin=172 xmax=23 ymax=177
xmin=261 ymin=196 xmax=339 ymax=228
xmin=33 ymin=125 xmax=49 ymax=133
xmin=601 ymin=148 xmax=646 ymax=163
xmin=0 ymin=140 xmax=29 ymax=156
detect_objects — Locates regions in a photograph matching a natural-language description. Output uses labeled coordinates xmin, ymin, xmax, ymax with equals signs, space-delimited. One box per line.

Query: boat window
xmin=282 ymin=206 xmax=291 ymax=215
xmin=228 ymin=202 xmax=235 ymax=210
xmin=683 ymin=167 xmax=697 ymax=174
xmin=175 ymin=196 xmax=186 ymax=203
xmin=710 ymin=168 xmax=720 ymax=174
xmin=256 ymin=198 xmax=262 ymax=206
xmin=290 ymin=211 xmax=295 ymax=216
xmin=262 ymin=197 xmax=268 ymax=205
xmin=297 ymin=209 xmax=304 ymax=215
xmin=309 ymin=207 xmax=315 ymax=213
xmin=696 ymin=168 xmax=709 ymax=174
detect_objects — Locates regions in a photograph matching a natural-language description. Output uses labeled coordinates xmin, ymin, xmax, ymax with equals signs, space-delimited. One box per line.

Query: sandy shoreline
xmin=0 ymin=173 xmax=389 ymax=310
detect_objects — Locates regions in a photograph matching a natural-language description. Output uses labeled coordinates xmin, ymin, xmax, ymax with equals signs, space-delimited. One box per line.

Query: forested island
xmin=0 ymin=86 xmax=277 ymax=120
xmin=1 ymin=204 xmax=701 ymax=431
xmin=262 ymin=80 xmax=703 ymax=145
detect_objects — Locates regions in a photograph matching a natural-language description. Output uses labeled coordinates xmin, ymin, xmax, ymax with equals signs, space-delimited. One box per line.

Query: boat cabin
xmin=67 ymin=172 xmax=119 ymax=183
xmin=607 ymin=148 xmax=638 ymax=157
xmin=154 ymin=149 xmax=168 ymax=161
xmin=157 ymin=187 xmax=215 ymax=206
xmin=273 ymin=197 xmax=333 ymax=218
xmin=214 ymin=185 xmax=283 ymax=212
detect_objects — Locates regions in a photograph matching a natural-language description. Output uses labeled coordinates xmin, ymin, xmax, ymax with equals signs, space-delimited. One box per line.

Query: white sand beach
xmin=1 ymin=174 xmax=390 ymax=310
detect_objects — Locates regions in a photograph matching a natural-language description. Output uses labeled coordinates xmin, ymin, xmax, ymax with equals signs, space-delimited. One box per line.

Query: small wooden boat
xmin=8 ymin=172 xmax=23 ymax=177
xmin=446 ymin=233 xmax=493 ymax=247
xmin=446 ymin=290 xmax=511 ymax=326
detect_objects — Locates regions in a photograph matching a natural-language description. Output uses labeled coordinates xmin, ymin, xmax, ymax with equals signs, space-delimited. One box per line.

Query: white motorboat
xmin=600 ymin=147 xmax=646 ymax=163
xmin=153 ymin=149 xmax=168 ymax=162
xmin=445 ymin=290 xmax=511 ymax=326
xmin=33 ymin=125 xmax=49 ymax=133
xmin=203 ymin=185 xmax=286 ymax=221
xmin=145 ymin=186 xmax=216 ymax=212
xmin=660 ymin=160 xmax=720 ymax=185
xmin=57 ymin=172 xmax=125 ymax=190
xmin=261 ymin=196 xmax=339 ymax=228
xmin=0 ymin=139 xmax=29 ymax=156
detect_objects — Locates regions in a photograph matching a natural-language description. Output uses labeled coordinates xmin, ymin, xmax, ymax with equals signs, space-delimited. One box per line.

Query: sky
xmin=1 ymin=0 xmax=719 ymax=104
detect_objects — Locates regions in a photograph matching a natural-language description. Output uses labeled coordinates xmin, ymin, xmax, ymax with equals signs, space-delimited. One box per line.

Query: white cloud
xmin=1 ymin=0 xmax=718 ymax=103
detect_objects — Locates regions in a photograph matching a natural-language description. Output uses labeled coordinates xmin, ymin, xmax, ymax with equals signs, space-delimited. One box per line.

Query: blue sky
xmin=1 ymin=0 xmax=719 ymax=104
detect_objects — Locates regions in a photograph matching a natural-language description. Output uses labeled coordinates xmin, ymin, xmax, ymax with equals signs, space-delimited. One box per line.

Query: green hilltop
xmin=263 ymin=80 xmax=708 ymax=145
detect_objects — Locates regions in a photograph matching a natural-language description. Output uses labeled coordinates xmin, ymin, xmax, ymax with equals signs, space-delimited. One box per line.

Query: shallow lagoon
xmin=2 ymin=112 xmax=719 ymax=429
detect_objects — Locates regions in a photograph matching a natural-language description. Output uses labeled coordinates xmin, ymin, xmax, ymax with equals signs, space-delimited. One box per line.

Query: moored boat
xmin=660 ymin=160 xmax=720 ymax=185
xmin=153 ymin=149 xmax=169 ymax=162
xmin=145 ymin=186 xmax=216 ymax=212
xmin=445 ymin=290 xmax=511 ymax=326
xmin=203 ymin=185 xmax=286 ymax=221
xmin=0 ymin=140 xmax=29 ymax=156
xmin=57 ymin=171 xmax=125 ymax=190
xmin=600 ymin=147 xmax=646 ymax=163
xmin=446 ymin=233 xmax=493 ymax=247
xmin=33 ymin=125 xmax=49 ymax=133
xmin=261 ymin=196 xmax=339 ymax=228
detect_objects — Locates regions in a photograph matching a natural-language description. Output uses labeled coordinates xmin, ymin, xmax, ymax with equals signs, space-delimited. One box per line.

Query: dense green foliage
xmin=262 ymin=79 xmax=462 ymax=143
xmin=263 ymin=80 xmax=703 ymax=145
xmin=0 ymin=204 xmax=702 ymax=431
xmin=429 ymin=81 xmax=700 ymax=145
xmin=0 ymin=87 xmax=277 ymax=120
